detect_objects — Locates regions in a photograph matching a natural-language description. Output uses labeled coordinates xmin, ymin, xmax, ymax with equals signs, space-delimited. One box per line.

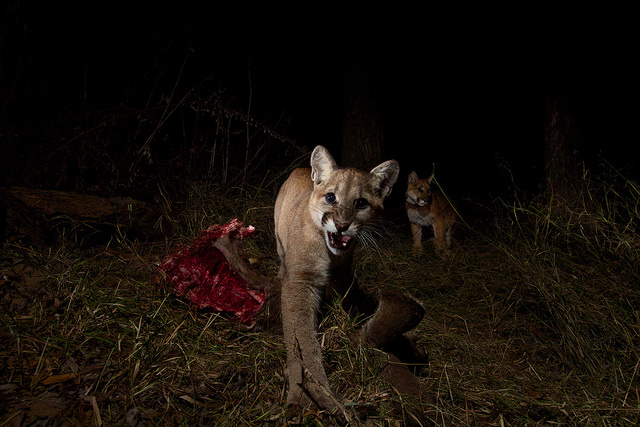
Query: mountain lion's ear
xmin=370 ymin=160 xmax=400 ymax=198
xmin=408 ymin=171 xmax=418 ymax=184
xmin=310 ymin=145 xmax=337 ymax=185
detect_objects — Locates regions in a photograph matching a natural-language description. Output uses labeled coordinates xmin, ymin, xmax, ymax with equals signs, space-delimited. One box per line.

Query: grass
xmin=2 ymin=173 xmax=640 ymax=426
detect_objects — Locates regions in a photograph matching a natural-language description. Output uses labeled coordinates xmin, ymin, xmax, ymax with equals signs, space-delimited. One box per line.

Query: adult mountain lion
xmin=406 ymin=170 xmax=457 ymax=250
xmin=275 ymin=146 xmax=425 ymax=419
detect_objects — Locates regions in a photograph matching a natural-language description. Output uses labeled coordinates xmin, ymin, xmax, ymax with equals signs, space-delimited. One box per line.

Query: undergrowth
xmin=2 ymin=170 xmax=640 ymax=425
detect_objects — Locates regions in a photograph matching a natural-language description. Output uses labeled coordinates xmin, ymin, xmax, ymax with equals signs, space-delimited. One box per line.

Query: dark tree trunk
xmin=341 ymin=44 xmax=384 ymax=171
xmin=543 ymin=95 xmax=582 ymax=206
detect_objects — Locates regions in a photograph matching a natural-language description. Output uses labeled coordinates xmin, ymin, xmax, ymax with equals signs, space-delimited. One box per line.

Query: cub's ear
xmin=428 ymin=163 xmax=436 ymax=183
xmin=310 ymin=145 xmax=337 ymax=185
xmin=370 ymin=160 xmax=400 ymax=199
xmin=408 ymin=171 xmax=418 ymax=184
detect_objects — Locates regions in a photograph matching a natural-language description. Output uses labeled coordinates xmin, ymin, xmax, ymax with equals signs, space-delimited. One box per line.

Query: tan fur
xmin=406 ymin=170 xmax=457 ymax=250
xmin=274 ymin=146 xmax=399 ymax=415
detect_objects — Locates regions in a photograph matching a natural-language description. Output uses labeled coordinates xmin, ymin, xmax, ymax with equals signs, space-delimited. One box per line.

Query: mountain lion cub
xmin=406 ymin=170 xmax=457 ymax=250
xmin=274 ymin=146 xmax=401 ymax=415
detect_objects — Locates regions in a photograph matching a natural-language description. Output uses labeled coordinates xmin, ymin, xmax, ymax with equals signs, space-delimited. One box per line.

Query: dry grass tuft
xmin=2 ymin=173 xmax=640 ymax=425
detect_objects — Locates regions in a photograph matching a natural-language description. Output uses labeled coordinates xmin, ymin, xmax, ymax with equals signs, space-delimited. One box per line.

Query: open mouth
xmin=407 ymin=195 xmax=430 ymax=207
xmin=327 ymin=231 xmax=355 ymax=250
xmin=407 ymin=196 xmax=423 ymax=207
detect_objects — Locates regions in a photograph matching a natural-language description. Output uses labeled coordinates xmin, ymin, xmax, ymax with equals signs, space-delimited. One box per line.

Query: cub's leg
xmin=432 ymin=219 xmax=448 ymax=250
xmin=281 ymin=274 xmax=340 ymax=413
xmin=444 ymin=222 xmax=453 ymax=249
xmin=410 ymin=222 xmax=423 ymax=250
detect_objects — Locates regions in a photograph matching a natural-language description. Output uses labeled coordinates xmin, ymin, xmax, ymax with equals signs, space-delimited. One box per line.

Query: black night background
xmin=2 ymin=4 xmax=639 ymax=197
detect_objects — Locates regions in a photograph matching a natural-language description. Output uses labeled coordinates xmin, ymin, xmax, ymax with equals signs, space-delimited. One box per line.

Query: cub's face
xmin=406 ymin=171 xmax=433 ymax=207
xmin=308 ymin=146 xmax=399 ymax=256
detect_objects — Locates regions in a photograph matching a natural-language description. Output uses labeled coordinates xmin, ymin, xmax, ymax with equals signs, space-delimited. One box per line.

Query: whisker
xmin=357 ymin=225 xmax=382 ymax=252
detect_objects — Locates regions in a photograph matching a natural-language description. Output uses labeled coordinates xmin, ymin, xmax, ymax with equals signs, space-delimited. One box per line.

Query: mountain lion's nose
xmin=335 ymin=222 xmax=350 ymax=233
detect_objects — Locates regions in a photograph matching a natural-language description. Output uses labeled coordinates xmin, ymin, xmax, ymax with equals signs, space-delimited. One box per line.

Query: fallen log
xmin=1 ymin=187 xmax=159 ymax=246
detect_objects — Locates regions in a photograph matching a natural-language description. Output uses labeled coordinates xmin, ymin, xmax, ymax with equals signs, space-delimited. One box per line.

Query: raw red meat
xmin=158 ymin=219 xmax=266 ymax=325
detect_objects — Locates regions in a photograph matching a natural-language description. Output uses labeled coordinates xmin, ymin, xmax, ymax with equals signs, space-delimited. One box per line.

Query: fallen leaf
xmin=40 ymin=372 xmax=78 ymax=385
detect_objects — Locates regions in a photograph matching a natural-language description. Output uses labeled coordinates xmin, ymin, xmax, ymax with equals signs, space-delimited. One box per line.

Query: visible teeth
xmin=328 ymin=232 xmax=353 ymax=249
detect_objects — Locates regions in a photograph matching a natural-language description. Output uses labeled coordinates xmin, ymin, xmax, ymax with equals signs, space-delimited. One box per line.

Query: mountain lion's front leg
xmin=281 ymin=274 xmax=339 ymax=413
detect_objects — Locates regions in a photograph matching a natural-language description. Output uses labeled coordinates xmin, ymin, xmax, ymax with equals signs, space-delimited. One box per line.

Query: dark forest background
xmin=1 ymin=3 xmax=639 ymax=205
xmin=3 ymin=4 xmax=640 ymax=425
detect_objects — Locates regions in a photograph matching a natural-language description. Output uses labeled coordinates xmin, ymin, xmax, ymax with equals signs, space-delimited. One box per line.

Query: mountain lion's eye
xmin=354 ymin=198 xmax=369 ymax=210
xmin=325 ymin=193 xmax=336 ymax=204
xmin=418 ymin=187 xmax=424 ymax=193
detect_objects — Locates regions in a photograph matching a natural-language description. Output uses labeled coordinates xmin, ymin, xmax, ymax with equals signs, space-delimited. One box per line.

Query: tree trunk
xmin=543 ymin=96 xmax=582 ymax=206
xmin=341 ymin=44 xmax=384 ymax=171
